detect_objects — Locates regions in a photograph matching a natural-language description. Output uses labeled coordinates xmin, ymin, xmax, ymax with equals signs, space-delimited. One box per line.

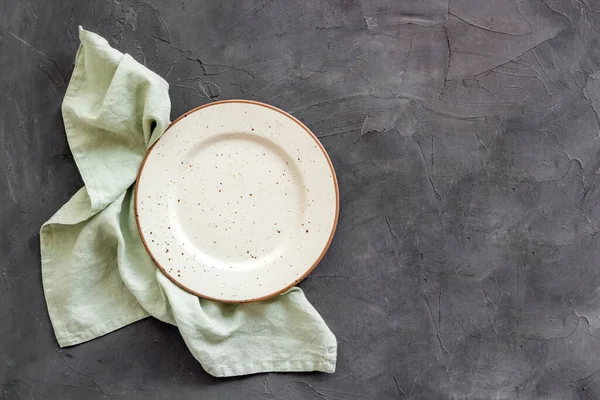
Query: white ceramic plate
xmin=135 ymin=100 xmax=338 ymax=302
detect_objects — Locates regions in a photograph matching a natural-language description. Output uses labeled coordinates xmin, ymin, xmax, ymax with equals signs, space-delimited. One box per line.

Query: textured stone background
xmin=3 ymin=0 xmax=600 ymax=398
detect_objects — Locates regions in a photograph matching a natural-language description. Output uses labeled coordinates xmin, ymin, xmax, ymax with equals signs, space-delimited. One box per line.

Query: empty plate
xmin=135 ymin=100 xmax=338 ymax=302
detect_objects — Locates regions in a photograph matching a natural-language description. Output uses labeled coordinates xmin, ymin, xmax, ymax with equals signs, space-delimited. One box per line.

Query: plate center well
xmin=171 ymin=132 xmax=306 ymax=267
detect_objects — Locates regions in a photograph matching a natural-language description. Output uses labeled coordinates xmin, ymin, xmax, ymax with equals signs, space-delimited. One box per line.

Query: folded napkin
xmin=40 ymin=27 xmax=336 ymax=377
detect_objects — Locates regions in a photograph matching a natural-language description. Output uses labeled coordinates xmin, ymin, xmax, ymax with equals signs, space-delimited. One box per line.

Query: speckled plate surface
xmin=135 ymin=100 xmax=339 ymax=302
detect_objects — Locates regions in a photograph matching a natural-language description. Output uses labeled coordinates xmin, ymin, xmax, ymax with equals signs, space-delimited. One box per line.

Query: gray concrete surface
xmin=3 ymin=0 xmax=600 ymax=398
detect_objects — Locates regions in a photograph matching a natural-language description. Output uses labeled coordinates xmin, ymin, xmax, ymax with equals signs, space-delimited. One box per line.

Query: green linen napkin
xmin=40 ymin=27 xmax=336 ymax=377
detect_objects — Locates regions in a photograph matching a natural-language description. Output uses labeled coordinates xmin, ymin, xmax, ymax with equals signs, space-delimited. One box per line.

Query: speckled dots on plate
xmin=135 ymin=100 xmax=339 ymax=302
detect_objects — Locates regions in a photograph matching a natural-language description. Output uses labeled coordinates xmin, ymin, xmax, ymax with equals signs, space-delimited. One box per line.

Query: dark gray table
xmin=3 ymin=0 xmax=600 ymax=398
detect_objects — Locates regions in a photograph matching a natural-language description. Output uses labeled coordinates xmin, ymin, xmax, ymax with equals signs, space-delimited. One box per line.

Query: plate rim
xmin=134 ymin=99 xmax=340 ymax=303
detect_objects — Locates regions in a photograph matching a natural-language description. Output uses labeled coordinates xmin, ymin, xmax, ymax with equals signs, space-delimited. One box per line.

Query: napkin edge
xmin=206 ymin=352 xmax=337 ymax=377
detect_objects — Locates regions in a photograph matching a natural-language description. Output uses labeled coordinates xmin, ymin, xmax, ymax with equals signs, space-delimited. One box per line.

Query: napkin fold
xmin=40 ymin=27 xmax=336 ymax=377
